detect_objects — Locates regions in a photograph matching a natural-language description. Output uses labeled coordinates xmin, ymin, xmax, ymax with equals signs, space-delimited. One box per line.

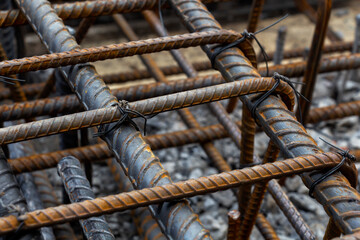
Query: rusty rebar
xmin=0 ymin=43 xmax=27 ymax=103
xmin=0 ymin=44 xmax=355 ymax=102
xmin=227 ymin=210 xmax=241 ymax=240
xmin=0 ymin=54 xmax=360 ymax=122
xmin=58 ymin=156 xmax=115 ymax=240
xmin=0 ymin=30 xmax=241 ymax=76
xmin=238 ymin=141 xmax=280 ymax=240
xmin=255 ymin=213 xmax=280 ymax=240
xmin=238 ymin=107 xmax=256 ymax=218
xmin=0 ymin=77 xmax=295 ymax=145
xmin=0 ymin=0 xmax=227 ymax=28
xmin=103 ymin=52 xmax=360 ymax=84
xmin=0 ymin=152 xmax=345 ymax=235
xmin=225 ymin=0 xmax=264 ymax=112
xmin=324 ymin=218 xmax=342 ymax=240
xmin=297 ymin=0 xmax=332 ymax=123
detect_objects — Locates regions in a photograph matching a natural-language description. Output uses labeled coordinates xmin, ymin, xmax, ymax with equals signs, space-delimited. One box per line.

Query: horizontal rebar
xmin=0 ymin=152 xmax=344 ymax=235
xmin=0 ymin=30 xmax=241 ymax=76
xmin=0 ymin=74 xmax=224 ymax=122
xmin=0 ymin=77 xmax=295 ymax=145
xmin=0 ymin=0 xmax=227 ymax=28
xmin=107 ymin=53 xmax=360 ymax=83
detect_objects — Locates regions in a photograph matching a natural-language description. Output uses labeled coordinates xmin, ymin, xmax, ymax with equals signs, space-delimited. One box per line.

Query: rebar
xmin=58 ymin=156 xmax=115 ymax=240
xmin=297 ymin=0 xmax=332 ymax=123
xmin=32 ymin=171 xmax=77 ymax=240
xmin=227 ymin=210 xmax=241 ymax=240
xmin=238 ymin=142 xmax=280 ymax=240
xmin=0 ymin=152 xmax=345 ymax=235
xmin=255 ymin=213 xmax=280 ymax=240
xmin=273 ymin=26 xmax=287 ymax=65
xmin=267 ymin=180 xmax=316 ymax=240
xmin=0 ymin=30 xmax=241 ymax=76
xmin=106 ymin=158 xmax=166 ymax=240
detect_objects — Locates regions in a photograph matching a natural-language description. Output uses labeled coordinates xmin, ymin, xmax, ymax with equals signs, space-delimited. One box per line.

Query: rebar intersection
xmin=0 ymin=0 xmax=359 ymax=239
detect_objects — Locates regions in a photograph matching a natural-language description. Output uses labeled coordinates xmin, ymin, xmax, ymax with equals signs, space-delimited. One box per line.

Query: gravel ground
xmin=17 ymin=1 xmax=360 ymax=239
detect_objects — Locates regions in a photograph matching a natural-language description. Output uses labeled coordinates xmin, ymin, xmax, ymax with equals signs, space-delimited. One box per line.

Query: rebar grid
xmin=0 ymin=0 xmax=359 ymax=239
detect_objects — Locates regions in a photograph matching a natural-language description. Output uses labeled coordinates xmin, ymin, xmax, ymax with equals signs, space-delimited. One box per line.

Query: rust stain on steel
xmin=0 ymin=152 xmax=344 ymax=235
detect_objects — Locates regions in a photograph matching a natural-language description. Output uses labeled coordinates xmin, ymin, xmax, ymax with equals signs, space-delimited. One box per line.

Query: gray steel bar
xmin=273 ymin=26 xmax=287 ymax=65
xmin=58 ymin=156 xmax=115 ymax=240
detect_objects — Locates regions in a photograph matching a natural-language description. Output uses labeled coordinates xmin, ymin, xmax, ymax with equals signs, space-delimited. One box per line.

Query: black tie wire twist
xmin=308 ymin=137 xmax=357 ymax=198
xmin=210 ymin=14 xmax=289 ymax=76
xmin=93 ymin=100 xmax=147 ymax=138
xmin=250 ymin=72 xmax=309 ymax=124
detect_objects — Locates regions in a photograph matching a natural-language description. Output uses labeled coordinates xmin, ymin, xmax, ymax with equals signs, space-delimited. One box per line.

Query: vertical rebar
xmin=255 ymin=213 xmax=280 ymax=240
xmin=349 ymin=14 xmax=360 ymax=81
xmin=297 ymin=0 xmax=332 ymax=122
xmin=273 ymin=26 xmax=287 ymax=65
xmin=227 ymin=210 xmax=241 ymax=240
xmin=238 ymin=142 xmax=279 ymax=240
xmin=58 ymin=156 xmax=115 ymax=240
xmin=32 ymin=171 xmax=77 ymax=240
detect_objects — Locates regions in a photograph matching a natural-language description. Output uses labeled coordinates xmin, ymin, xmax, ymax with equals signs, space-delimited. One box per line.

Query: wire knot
xmin=210 ymin=14 xmax=289 ymax=76
xmin=93 ymin=101 xmax=147 ymax=138
xmin=308 ymin=137 xmax=356 ymax=198
xmin=250 ymin=72 xmax=308 ymax=123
